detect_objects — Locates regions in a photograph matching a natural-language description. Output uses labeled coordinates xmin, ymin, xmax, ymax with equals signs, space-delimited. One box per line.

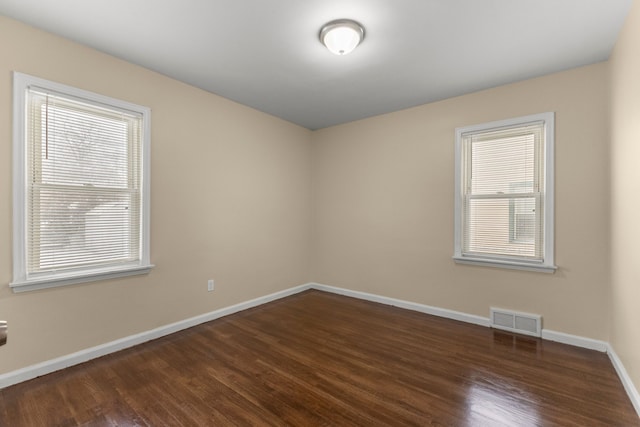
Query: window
xmin=453 ymin=113 xmax=555 ymax=272
xmin=11 ymin=72 xmax=152 ymax=292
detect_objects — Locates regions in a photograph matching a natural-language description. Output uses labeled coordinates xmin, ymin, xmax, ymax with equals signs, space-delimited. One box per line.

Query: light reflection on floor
xmin=464 ymin=375 xmax=541 ymax=427
xmin=463 ymin=331 xmax=543 ymax=426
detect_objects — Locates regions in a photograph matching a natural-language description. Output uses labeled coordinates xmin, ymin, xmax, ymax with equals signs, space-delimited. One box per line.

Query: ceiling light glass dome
xmin=320 ymin=19 xmax=365 ymax=55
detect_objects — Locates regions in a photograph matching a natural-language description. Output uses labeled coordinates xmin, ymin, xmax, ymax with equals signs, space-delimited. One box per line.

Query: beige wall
xmin=0 ymin=16 xmax=312 ymax=374
xmin=311 ymin=63 xmax=611 ymax=339
xmin=1 ymin=9 xmax=635 ymax=394
xmin=610 ymin=0 xmax=640 ymax=397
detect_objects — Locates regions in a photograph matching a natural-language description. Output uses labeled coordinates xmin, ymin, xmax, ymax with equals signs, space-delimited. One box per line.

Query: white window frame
xmin=453 ymin=112 xmax=556 ymax=273
xmin=11 ymin=72 xmax=153 ymax=292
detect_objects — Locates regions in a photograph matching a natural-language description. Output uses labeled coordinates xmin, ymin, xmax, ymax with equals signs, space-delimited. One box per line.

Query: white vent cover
xmin=490 ymin=307 xmax=541 ymax=337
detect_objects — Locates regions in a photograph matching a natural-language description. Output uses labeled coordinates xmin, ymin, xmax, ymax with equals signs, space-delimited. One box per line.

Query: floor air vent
xmin=490 ymin=308 xmax=541 ymax=337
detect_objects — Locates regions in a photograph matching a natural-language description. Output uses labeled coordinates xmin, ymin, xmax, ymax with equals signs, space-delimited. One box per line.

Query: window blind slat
xmin=461 ymin=122 xmax=545 ymax=261
xmin=26 ymin=86 xmax=143 ymax=275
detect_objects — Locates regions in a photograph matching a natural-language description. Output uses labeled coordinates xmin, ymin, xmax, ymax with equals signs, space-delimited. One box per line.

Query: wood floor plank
xmin=0 ymin=290 xmax=637 ymax=426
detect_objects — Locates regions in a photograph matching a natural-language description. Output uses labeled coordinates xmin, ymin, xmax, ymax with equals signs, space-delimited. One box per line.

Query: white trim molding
xmin=310 ymin=283 xmax=490 ymax=327
xmin=11 ymin=71 xmax=153 ymax=293
xmin=0 ymin=283 xmax=311 ymax=389
xmin=1 ymin=281 xmax=638 ymax=419
xmin=541 ymin=329 xmax=608 ymax=352
xmin=453 ymin=256 xmax=557 ymax=273
xmin=608 ymin=344 xmax=640 ymax=416
xmin=453 ymin=112 xmax=556 ymax=273
xmin=10 ymin=264 xmax=155 ymax=293
xmin=311 ymin=283 xmax=638 ymax=417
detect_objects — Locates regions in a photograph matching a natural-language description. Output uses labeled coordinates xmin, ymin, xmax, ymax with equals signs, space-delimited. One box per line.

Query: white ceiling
xmin=0 ymin=0 xmax=632 ymax=130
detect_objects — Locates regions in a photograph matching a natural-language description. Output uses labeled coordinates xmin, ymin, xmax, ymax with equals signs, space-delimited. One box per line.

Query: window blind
xmin=25 ymin=87 xmax=143 ymax=274
xmin=461 ymin=123 xmax=544 ymax=261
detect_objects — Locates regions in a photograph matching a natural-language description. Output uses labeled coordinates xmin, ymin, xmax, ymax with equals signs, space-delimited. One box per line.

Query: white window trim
xmin=453 ymin=112 xmax=556 ymax=273
xmin=11 ymin=72 xmax=153 ymax=292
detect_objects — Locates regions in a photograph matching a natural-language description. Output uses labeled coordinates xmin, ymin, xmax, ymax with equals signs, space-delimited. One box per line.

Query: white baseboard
xmin=608 ymin=344 xmax=640 ymax=417
xmin=308 ymin=283 xmax=490 ymax=327
xmin=309 ymin=282 xmax=638 ymax=418
xmin=541 ymin=329 xmax=608 ymax=352
xmin=0 ymin=283 xmax=312 ymax=389
xmin=309 ymin=283 xmax=609 ymax=352
xmin=2 ymin=281 xmax=639 ymax=419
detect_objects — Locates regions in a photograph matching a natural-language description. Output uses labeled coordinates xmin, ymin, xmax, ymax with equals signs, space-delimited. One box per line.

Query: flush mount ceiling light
xmin=319 ymin=19 xmax=365 ymax=55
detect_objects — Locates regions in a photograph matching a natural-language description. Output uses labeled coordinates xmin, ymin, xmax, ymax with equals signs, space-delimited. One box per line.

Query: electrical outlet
xmin=207 ymin=279 xmax=215 ymax=292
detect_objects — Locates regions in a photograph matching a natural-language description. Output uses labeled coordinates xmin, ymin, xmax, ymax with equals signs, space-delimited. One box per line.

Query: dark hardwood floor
xmin=0 ymin=290 xmax=637 ymax=426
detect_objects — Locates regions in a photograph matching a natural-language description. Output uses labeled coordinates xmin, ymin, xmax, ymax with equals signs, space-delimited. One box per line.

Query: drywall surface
xmin=311 ymin=63 xmax=610 ymax=340
xmin=610 ymin=0 xmax=640 ymax=401
xmin=0 ymin=16 xmax=312 ymax=374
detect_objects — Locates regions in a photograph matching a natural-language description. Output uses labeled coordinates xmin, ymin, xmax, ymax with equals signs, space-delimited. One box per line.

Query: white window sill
xmin=453 ymin=256 xmax=556 ymax=273
xmin=10 ymin=264 xmax=155 ymax=293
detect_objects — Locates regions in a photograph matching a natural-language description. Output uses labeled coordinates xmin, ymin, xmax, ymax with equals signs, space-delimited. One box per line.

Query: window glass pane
xmin=511 ymin=197 xmax=536 ymax=244
xmin=470 ymin=132 xmax=536 ymax=195
xmin=464 ymin=197 xmax=539 ymax=259
xmin=34 ymin=93 xmax=137 ymax=189
xmin=26 ymin=90 xmax=142 ymax=274
xmin=31 ymin=188 xmax=138 ymax=272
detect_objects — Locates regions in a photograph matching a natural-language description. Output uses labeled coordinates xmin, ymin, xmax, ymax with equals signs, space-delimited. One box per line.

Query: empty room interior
xmin=1 ymin=0 xmax=640 ymax=425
